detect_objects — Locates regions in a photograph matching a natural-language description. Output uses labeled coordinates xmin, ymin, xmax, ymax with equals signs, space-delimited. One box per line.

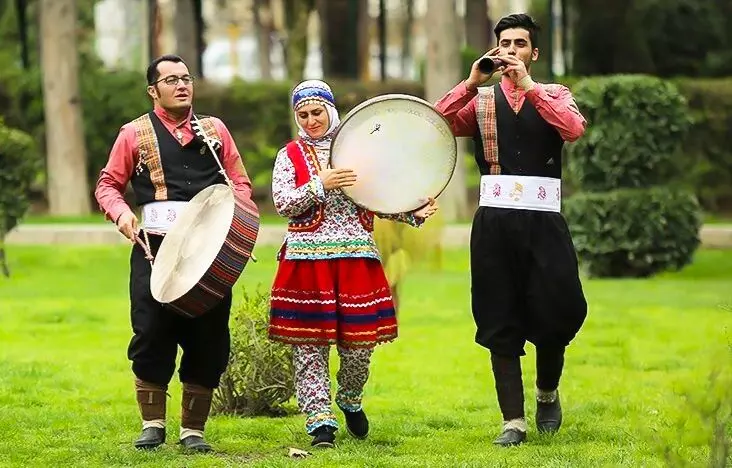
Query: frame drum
xmin=150 ymin=184 xmax=259 ymax=318
xmin=329 ymin=94 xmax=457 ymax=214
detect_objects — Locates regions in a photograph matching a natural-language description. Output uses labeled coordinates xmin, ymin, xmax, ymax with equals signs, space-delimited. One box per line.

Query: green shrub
xmin=373 ymin=210 xmax=445 ymax=311
xmin=564 ymin=75 xmax=702 ymax=278
xmin=564 ymin=187 xmax=702 ymax=278
xmin=565 ymin=74 xmax=691 ymax=192
xmin=0 ymin=70 xmax=424 ymax=205
xmin=212 ymin=287 xmax=295 ymax=417
xmin=673 ymin=78 xmax=732 ymax=212
xmin=0 ymin=64 xmax=149 ymax=192
xmin=0 ymin=119 xmax=40 ymax=277
xmin=571 ymin=0 xmax=731 ymax=77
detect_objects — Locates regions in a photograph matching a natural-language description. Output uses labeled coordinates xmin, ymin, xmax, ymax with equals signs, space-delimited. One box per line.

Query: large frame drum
xmin=329 ymin=94 xmax=457 ymax=214
xmin=150 ymin=184 xmax=259 ymax=318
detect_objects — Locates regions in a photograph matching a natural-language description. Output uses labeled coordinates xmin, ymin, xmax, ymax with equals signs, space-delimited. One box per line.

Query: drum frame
xmin=328 ymin=93 xmax=457 ymax=214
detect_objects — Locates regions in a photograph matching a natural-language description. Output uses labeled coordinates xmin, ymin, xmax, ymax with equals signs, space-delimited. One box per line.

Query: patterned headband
xmin=292 ymin=82 xmax=336 ymax=110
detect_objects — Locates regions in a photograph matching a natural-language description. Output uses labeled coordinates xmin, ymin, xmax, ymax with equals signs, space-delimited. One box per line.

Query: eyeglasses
xmin=152 ymin=75 xmax=195 ymax=86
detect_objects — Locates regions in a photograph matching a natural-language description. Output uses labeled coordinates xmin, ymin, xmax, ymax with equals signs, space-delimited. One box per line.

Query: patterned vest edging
xmin=475 ymin=87 xmax=500 ymax=175
xmin=130 ymin=112 xmax=222 ymax=202
xmin=285 ymin=139 xmax=374 ymax=233
xmin=475 ymin=84 xmax=566 ymax=176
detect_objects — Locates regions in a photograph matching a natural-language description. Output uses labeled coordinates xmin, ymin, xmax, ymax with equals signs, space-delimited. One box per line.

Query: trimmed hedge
xmin=564 ymin=187 xmax=702 ymax=278
xmin=0 ymin=119 xmax=40 ymax=276
xmin=564 ymin=74 xmax=691 ymax=191
xmin=564 ymin=75 xmax=702 ymax=278
xmin=0 ymin=68 xmax=423 ymax=203
xmin=674 ymin=78 xmax=732 ymax=212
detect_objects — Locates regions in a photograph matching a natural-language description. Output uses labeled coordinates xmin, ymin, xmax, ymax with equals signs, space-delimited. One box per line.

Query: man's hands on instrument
xmin=496 ymin=54 xmax=530 ymax=86
xmin=413 ymin=197 xmax=439 ymax=220
xmin=466 ymin=47 xmax=503 ymax=91
xmin=117 ymin=210 xmax=139 ymax=243
xmin=319 ymin=168 xmax=357 ymax=190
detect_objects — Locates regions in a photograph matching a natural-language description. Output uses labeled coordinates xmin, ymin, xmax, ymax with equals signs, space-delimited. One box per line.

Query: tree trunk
xmin=465 ymin=0 xmax=492 ymax=52
xmin=284 ymin=0 xmax=315 ymax=82
xmin=318 ymin=0 xmax=367 ymax=79
xmin=40 ymin=0 xmax=91 ymax=215
xmin=253 ymin=0 xmax=273 ymax=80
xmin=425 ymin=0 xmax=468 ymax=222
xmin=15 ymin=0 xmax=30 ymax=69
xmin=401 ymin=0 xmax=414 ymax=78
xmin=149 ymin=0 xmax=162 ymax=59
xmin=174 ymin=0 xmax=200 ymax=76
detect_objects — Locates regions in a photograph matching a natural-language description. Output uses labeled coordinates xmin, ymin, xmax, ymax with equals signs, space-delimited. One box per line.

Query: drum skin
xmin=329 ymin=94 xmax=457 ymax=214
xmin=150 ymin=184 xmax=259 ymax=318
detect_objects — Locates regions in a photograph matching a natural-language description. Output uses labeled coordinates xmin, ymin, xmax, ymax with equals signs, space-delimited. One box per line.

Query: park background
xmin=0 ymin=0 xmax=730 ymax=467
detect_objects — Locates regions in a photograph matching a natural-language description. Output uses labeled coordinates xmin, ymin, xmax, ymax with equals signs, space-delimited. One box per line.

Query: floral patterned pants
xmin=292 ymin=344 xmax=374 ymax=434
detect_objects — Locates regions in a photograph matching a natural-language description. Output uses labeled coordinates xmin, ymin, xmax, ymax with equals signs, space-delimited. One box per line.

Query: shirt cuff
xmin=462 ymin=80 xmax=480 ymax=95
xmin=518 ymin=75 xmax=536 ymax=92
xmin=108 ymin=203 xmax=132 ymax=225
xmin=308 ymin=177 xmax=326 ymax=203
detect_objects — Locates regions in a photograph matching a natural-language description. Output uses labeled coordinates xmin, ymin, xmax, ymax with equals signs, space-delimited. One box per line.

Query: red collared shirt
xmin=434 ymin=76 xmax=587 ymax=142
xmin=94 ymin=106 xmax=254 ymax=223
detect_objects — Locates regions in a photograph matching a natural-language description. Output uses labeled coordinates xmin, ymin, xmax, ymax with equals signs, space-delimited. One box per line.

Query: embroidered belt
xmin=142 ymin=201 xmax=188 ymax=234
xmin=479 ymin=175 xmax=561 ymax=212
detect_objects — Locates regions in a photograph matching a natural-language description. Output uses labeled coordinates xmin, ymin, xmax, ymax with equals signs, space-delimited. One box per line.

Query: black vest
xmin=131 ymin=112 xmax=226 ymax=206
xmin=473 ymin=84 xmax=564 ymax=178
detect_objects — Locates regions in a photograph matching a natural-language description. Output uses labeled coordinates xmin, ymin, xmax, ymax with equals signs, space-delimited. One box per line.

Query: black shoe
xmin=536 ymin=392 xmax=562 ymax=433
xmin=134 ymin=427 xmax=165 ymax=450
xmin=310 ymin=425 xmax=336 ymax=448
xmin=492 ymin=428 xmax=527 ymax=447
xmin=342 ymin=409 xmax=369 ymax=439
xmin=179 ymin=435 xmax=213 ymax=453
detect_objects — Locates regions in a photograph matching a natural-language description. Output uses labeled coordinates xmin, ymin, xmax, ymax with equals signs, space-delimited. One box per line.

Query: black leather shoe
xmin=342 ymin=409 xmax=369 ymax=439
xmin=179 ymin=435 xmax=213 ymax=453
xmin=536 ymin=392 xmax=562 ymax=433
xmin=134 ymin=427 xmax=165 ymax=450
xmin=310 ymin=425 xmax=336 ymax=448
xmin=492 ymin=428 xmax=527 ymax=447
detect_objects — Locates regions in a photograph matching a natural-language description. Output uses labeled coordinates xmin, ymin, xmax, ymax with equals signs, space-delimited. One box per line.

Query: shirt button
xmin=184 ymin=165 xmax=189 ymax=169
xmin=187 ymin=181 xmax=191 ymax=185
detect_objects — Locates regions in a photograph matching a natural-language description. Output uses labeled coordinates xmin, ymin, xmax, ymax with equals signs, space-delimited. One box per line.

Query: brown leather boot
xmin=134 ymin=378 xmax=167 ymax=449
xmin=179 ymin=382 xmax=214 ymax=452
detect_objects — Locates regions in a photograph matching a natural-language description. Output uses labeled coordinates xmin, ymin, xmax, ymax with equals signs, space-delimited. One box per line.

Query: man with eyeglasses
xmin=94 ymin=54 xmax=257 ymax=453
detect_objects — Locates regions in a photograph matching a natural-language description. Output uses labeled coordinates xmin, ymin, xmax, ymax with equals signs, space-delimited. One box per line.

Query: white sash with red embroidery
xmin=479 ymin=175 xmax=561 ymax=212
xmin=142 ymin=201 xmax=189 ymax=234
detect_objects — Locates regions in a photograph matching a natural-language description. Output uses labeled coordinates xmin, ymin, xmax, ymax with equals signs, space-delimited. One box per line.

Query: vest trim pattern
xmin=132 ymin=114 xmax=167 ymax=200
xmin=286 ymin=140 xmax=325 ymax=232
xmin=476 ymin=87 xmax=501 ymax=175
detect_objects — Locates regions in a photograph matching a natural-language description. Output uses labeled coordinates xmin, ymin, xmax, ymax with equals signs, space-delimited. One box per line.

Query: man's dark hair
xmin=146 ymin=54 xmax=186 ymax=85
xmin=494 ymin=14 xmax=540 ymax=48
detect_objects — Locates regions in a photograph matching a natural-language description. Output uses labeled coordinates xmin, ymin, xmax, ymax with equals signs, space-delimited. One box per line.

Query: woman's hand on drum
xmin=116 ymin=210 xmax=139 ymax=243
xmin=319 ymin=168 xmax=357 ymax=190
xmin=413 ymin=197 xmax=439 ymax=220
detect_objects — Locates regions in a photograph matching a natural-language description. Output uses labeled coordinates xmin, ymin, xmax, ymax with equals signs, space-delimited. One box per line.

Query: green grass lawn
xmin=1 ymin=245 xmax=730 ymax=467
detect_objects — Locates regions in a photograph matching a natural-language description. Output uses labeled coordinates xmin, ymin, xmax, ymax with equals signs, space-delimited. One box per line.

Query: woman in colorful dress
xmin=268 ymin=80 xmax=439 ymax=448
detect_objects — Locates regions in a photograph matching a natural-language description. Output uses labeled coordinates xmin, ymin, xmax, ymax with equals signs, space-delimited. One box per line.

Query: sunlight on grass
xmin=0 ymin=246 xmax=730 ymax=467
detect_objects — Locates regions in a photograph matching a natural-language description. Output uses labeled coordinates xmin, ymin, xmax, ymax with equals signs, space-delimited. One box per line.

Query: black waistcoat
xmin=131 ymin=112 xmax=226 ymax=206
xmin=473 ymin=84 xmax=564 ymax=178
